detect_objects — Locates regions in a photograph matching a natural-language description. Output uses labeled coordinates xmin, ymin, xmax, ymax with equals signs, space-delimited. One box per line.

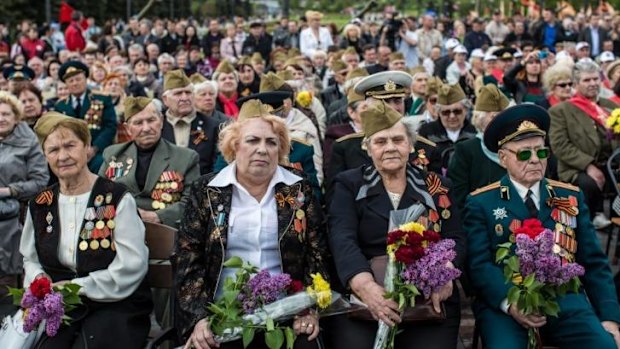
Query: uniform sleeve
xmin=157 ymin=151 xmax=201 ymax=227
xmin=19 ymin=208 xmax=46 ymax=286
xmin=71 ymin=194 xmax=148 ymax=301
xmin=464 ymin=194 xmax=512 ymax=309
xmin=574 ymin=191 xmax=620 ymax=322
xmin=92 ymin=96 xmax=118 ymax=152
xmin=328 ymin=176 xmax=372 ymax=287
xmin=549 ymin=105 xmax=594 ymax=172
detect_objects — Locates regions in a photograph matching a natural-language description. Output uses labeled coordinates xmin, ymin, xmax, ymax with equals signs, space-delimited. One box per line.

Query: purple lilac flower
xmin=21 ymin=289 xmax=38 ymax=309
xmin=238 ymin=270 xmax=292 ymax=313
xmin=401 ymin=239 xmax=461 ymax=298
xmin=23 ymin=302 xmax=45 ymax=333
xmin=45 ymin=313 xmax=62 ymax=337
xmin=515 ymin=229 xmax=585 ymax=286
xmin=43 ymin=292 xmax=65 ymax=319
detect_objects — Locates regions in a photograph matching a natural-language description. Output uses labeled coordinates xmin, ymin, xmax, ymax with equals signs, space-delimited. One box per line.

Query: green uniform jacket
xmin=55 ymin=90 xmax=117 ymax=172
xmin=464 ymin=175 xmax=620 ymax=323
xmin=98 ymin=139 xmax=200 ymax=227
xmin=448 ymin=137 xmax=505 ymax=211
xmin=549 ymin=98 xmax=619 ymax=183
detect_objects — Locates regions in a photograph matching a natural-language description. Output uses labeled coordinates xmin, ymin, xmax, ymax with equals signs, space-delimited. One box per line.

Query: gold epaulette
xmin=291 ymin=137 xmax=311 ymax=146
xmin=416 ymin=135 xmax=436 ymax=147
xmin=470 ymin=181 xmax=501 ymax=196
xmin=546 ymin=179 xmax=580 ymax=192
xmin=336 ymin=132 xmax=364 ymax=143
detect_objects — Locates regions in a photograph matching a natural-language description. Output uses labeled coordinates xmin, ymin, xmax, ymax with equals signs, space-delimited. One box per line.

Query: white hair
xmin=194 ymin=80 xmax=218 ymax=94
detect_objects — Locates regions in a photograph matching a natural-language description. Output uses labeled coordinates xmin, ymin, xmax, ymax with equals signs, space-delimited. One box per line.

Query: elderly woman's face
xmin=103 ymin=78 xmax=123 ymax=97
xmin=217 ymin=72 xmax=238 ymax=93
xmin=367 ymin=122 xmax=411 ymax=174
xmin=0 ymin=103 xmax=18 ymax=136
xmin=44 ymin=127 xmax=90 ymax=180
xmin=552 ymin=78 xmax=573 ymax=100
xmin=235 ymin=118 xmax=280 ymax=180
xmin=19 ymin=90 xmax=42 ymax=121
xmin=194 ymin=86 xmax=216 ymax=113
xmin=439 ymin=101 xmax=466 ymax=132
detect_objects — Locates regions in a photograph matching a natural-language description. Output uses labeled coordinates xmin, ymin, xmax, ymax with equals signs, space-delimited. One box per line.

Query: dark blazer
xmin=417 ymin=120 xmax=477 ymax=174
xmin=465 ymin=175 xmax=620 ymax=324
xmin=326 ymin=133 xmax=370 ymax=193
xmin=54 ymin=90 xmax=117 ymax=172
xmin=320 ymin=85 xmax=344 ymax=112
xmin=447 ymin=137 xmax=505 ymax=211
xmin=328 ymin=164 xmax=466 ymax=287
xmin=172 ymin=168 xmax=328 ymax=341
xmin=161 ymin=112 xmax=222 ymax=175
xmin=578 ymin=27 xmax=609 ymax=56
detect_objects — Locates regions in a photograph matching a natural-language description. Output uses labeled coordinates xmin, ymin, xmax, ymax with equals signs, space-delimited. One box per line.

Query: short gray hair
xmin=157 ymin=53 xmax=175 ymax=65
xmin=194 ymin=80 xmax=218 ymax=94
xmin=573 ymin=60 xmax=601 ymax=83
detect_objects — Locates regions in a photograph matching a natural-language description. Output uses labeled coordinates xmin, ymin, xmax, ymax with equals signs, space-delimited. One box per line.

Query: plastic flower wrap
xmin=8 ymin=278 xmax=82 ymax=337
xmin=374 ymin=204 xmax=461 ymax=349
xmin=296 ymin=91 xmax=313 ymax=108
xmin=495 ymin=218 xmax=585 ymax=348
xmin=208 ymin=257 xmax=342 ymax=349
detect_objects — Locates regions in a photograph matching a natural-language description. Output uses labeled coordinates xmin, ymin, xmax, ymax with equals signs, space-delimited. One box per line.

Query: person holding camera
xmin=503 ymin=50 xmax=547 ymax=104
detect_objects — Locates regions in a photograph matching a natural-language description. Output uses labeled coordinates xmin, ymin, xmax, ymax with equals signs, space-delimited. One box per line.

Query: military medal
xmin=495 ymin=224 xmax=504 ymax=236
xmin=509 ymin=219 xmax=522 ymax=233
xmin=433 ymin=223 xmax=441 ymax=232
xmin=429 ymin=210 xmax=439 ymax=223
xmin=94 ymin=195 xmax=104 ymax=207
xmin=437 ymin=195 xmax=451 ymax=219
xmin=45 ymin=212 xmax=53 ymax=233
xmin=170 ymin=182 xmax=178 ymax=190
xmin=105 ymin=193 xmax=113 ymax=204
xmin=90 ymin=239 xmax=100 ymax=250
xmin=100 ymin=238 xmax=110 ymax=249
xmin=79 ymin=240 xmax=89 ymax=251
xmin=126 ymin=158 xmax=133 ymax=171
xmin=493 ymin=207 xmax=508 ymax=220
xmin=294 ymin=209 xmax=307 ymax=235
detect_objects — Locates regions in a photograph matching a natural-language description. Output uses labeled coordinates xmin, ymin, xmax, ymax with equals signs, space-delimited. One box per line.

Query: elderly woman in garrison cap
xmin=416 ymin=82 xmax=476 ymax=175
xmin=98 ymin=96 xmax=200 ymax=228
xmin=447 ymin=84 xmax=510 ymax=210
xmin=173 ymin=99 xmax=328 ymax=349
xmin=328 ymin=100 xmax=465 ymax=349
xmin=20 ymin=112 xmax=152 ymax=349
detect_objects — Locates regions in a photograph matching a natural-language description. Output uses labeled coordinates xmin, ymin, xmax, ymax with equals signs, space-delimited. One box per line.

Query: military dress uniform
xmin=465 ymin=104 xmax=620 ymax=349
xmin=55 ymin=61 xmax=117 ymax=172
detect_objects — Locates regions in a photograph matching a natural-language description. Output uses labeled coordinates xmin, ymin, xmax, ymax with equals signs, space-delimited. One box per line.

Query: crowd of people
xmin=2 ymin=3 xmax=620 ymax=349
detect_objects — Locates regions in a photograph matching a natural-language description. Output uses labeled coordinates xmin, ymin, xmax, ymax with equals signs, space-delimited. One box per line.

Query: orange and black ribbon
xmin=546 ymin=197 xmax=578 ymax=216
xmin=275 ymin=192 xmax=296 ymax=208
xmin=425 ymin=173 xmax=448 ymax=196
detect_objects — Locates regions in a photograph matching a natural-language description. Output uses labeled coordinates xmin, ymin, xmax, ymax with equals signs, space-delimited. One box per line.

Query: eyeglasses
xmin=555 ymin=82 xmax=573 ymax=88
xmin=504 ymin=147 xmax=550 ymax=161
xmin=440 ymin=108 xmax=464 ymax=117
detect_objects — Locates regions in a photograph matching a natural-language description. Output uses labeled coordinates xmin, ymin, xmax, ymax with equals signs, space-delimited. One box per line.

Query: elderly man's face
xmin=65 ymin=73 xmax=87 ymax=96
xmin=576 ymin=71 xmax=600 ymax=99
xmin=367 ymin=122 xmax=411 ymax=174
xmin=383 ymin=97 xmax=405 ymax=115
xmin=163 ymin=86 xmax=194 ymax=117
xmin=127 ymin=103 xmax=162 ymax=149
xmin=217 ymin=72 xmax=238 ymax=94
xmin=235 ymin=118 xmax=280 ymax=181
xmin=342 ymin=53 xmax=360 ymax=69
xmin=194 ymin=86 xmax=217 ymax=113
xmin=158 ymin=59 xmax=174 ymax=74
xmin=499 ymin=136 xmax=547 ymax=188
xmin=439 ymin=101 xmax=466 ymax=132
xmin=411 ymin=73 xmax=428 ymax=96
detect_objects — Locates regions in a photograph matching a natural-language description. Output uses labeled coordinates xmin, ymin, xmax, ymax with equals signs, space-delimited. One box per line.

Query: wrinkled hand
xmin=586 ymin=164 xmax=606 ymax=190
xmin=138 ymin=208 xmax=161 ymax=223
xmin=357 ymin=282 xmax=401 ymax=327
xmin=293 ymin=311 xmax=320 ymax=341
xmin=508 ymin=304 xmax=547 ymax=329
xmin=602 ymin=321 xmax=620 ymax=348
xmin=185 ymin=318 xmax=219 ymax=349
xmin=430 ymin=281 xmax=453 ymax=313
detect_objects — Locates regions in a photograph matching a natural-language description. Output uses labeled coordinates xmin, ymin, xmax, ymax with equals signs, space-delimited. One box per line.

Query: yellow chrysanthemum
xmin=387 ymin=244 xmax=397 ymax=256
xmin=296 ymin=91 xmax=313 ymax=108
xmin=615 ymin=124 xmax=620 ymax=134
xmin=612 ymin=108 xmax=620 ymax=119
xmin=607 ymin=115 xmax=617 ymax=128
xmin=399 ymin=222 xmax=425 ymax=235
xmin=512 ymin=274 xmax=523 ymax=285
xmin=307 ymin=273 xmax=332 ymax=309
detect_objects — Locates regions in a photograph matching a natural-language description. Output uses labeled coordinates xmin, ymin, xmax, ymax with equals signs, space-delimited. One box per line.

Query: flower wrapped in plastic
xmin=495 ymin=218 xmax=585 ymax=348
xmin=208 ymin=257 xmax=343 ymax=349
xmin=373 ymin=204 xmax=461 ymax=349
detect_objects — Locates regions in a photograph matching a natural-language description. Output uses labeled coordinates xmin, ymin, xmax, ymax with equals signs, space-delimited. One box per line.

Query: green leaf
xmin=496 ymin=248 xmax=510 ymax=263
xmin=507 ymin=287 xmax=520 ymax=305
xmin=497 ymin=242 xmax=513 ymax=249
xmin=207 ymin=304 xmax=226 ymax=316
xmin=504 ymin=266 xmax=513 ymax=283
xmin=543 ymin=301 xmax=560 ymax=317
xmin=265 ymin=328 xmax=285 ymax=349
xmin=507 ymin=256 xmax=519 ymax=273
xmin=398 ymin=293 xmax=406 ymax=309
xmin=7 ymin=287 xmax=24 ymax=306
xmin=223 ymin=256 xmax=244 ymax=268
xmin=242 ymin=327 xmax=255 ymax=348
xmin=266 ymin=317 xmax=275 ymax=331
xmin=284 ymin=327 xmax=296 ymax=349
xmin=523 ymin=274 xmax=535 ymax=288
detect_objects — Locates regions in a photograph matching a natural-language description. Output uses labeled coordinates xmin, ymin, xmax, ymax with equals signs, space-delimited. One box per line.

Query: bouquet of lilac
xmin=496 ymin=218 xmax=585 ymax=348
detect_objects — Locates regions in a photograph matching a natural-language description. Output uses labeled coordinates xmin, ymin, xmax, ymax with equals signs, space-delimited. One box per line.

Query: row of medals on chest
xmin=152 ymin=171 xmax=184 ymax=210
xmin=84 ymin=101 xmax=104 ymax=130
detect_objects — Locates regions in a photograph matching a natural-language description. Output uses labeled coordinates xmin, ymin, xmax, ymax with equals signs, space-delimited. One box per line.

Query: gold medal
xmin=79 ymin=240 xmax=89 ymax=251
xmin=296 ymin=209 xmax=305 ymax=219
xmin=495 ymin=224 xmax=504 ymax=236
xmin=433 ymin=223 xmax=440 ymax=232
xmin=159 ymin=202 xmax=166 ymax=209
xmin=509 ymin=234 xmax=516 ymax=243
xmin=171 ymin=182 xmax=179 ymax=190
xmin=553 ymin=244 xmax=561 ymax=254
xmin=441 ymin=209 xmax=451 ymax=219
xmin=111 ymin=241 xmax=116 ymax=251
xmin=161 ymin=193 xmax=172 ymax=202
xmin=95 ymin=220 xmax=105 ymax=230
xmin=106 ymin=220 xmax=116 ymax=229
xmin=100 ymin=238 xmax=110 ymax=249
xmin=90 ymin=240 xmax=100 ymax=250
xmin=152 ymin=200 xmax=161 ymax=209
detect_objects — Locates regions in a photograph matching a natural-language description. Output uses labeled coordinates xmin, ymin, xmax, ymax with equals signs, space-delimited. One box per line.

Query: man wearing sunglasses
xmin=465 ymin=104 xmax=620 ymax=349
xmin=549 ymin=60 xmax=619 ymax=229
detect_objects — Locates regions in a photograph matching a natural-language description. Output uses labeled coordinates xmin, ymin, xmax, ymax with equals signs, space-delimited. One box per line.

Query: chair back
xmin=144 ymin=221 xmax=176 ymax=289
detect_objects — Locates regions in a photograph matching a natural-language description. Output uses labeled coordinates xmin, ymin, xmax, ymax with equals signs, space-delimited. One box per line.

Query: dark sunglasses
xmin=505 ymin=147 xmax=550 ymax=161
xmin=556 ymin=82 xmax=573 ymax=88
xmin=428 ymin=97 xmax=438 ymax=104
xmin=440 ymin=108 xmax=464 ymax=117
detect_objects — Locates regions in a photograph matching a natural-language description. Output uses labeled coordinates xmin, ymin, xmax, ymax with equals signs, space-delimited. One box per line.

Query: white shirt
xmin=300 ymin=27 xmax=333 ymax=58
xmin=446 ymin=129 xmax=461 ymax=143
xmin=209 ymin=164 xmax=302 ymax=299
xmin=166 ymin=111 xmax=197 ymax=148
xmin=20 ymin=192 xmax=148 ymax=302
xmin=509 ymin=177 xmax=541 ymax=210
xmin=72 ymin=92 xmax=86 ymax=110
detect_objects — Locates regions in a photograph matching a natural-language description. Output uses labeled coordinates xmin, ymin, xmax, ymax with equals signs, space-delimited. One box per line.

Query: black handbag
xmin=0 ymin=197 xmax=20 ymax=220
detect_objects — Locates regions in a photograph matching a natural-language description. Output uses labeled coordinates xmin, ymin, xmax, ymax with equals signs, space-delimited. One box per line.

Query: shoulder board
xmin=336 ymin=132 xmax=364 ymax=143
xmin=416 ymin=135 xmax=436 ymax=147
xmin=291 ymin=137 xmax=311 ymax=146
xmin=470 ymin=181 xmax=501 ymax=196
xmin=546 ymin=179 xmax=580 ymax=192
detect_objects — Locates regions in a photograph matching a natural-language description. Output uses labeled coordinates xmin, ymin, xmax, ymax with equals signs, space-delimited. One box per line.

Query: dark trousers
xmin=575 ymin=172 xmax=604 ymax=218
xmin=220 ymin=333 xmax=320 ymax=349
xmin=325 ymin=301 xmax=460 ymax=349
